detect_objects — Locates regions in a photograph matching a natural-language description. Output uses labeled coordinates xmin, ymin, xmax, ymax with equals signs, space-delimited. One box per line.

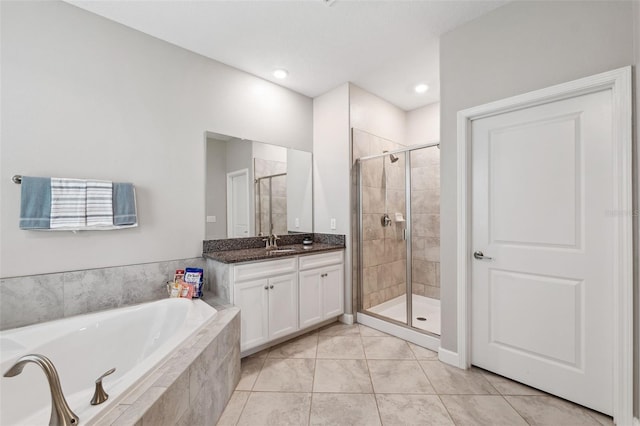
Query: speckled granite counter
xmin=203 ymin=242 xmax=344 ymax=264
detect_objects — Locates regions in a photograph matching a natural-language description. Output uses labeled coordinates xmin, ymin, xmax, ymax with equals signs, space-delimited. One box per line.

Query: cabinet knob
xmin=264 ymin=286 xmax=269 ymax=290
xmin=269 ymin=285 xmax=274 ymax=289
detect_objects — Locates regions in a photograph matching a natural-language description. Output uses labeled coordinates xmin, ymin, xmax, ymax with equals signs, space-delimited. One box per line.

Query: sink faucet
xmin=262 ymin=233 xmax=280 ymax=249
xmin=4 ymin=354 xmax=79 ymax=426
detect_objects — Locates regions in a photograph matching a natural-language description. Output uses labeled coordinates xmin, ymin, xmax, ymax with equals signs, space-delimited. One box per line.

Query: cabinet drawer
xmin=234 ymin=258 xmax=297 ymax=282
xmin=299 ymin=250 xmax=344 ymax=271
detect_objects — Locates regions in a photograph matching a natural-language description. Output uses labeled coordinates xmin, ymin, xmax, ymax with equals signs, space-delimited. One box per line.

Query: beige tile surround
xmin=352 ymin=129 xmax=441 ymax=310
xmin=218 ymin=322 xmax=613 ymax=426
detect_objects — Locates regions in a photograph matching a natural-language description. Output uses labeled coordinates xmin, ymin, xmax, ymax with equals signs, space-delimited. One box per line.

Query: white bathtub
xmin=0 ymin=298 xmax=217 ymax=426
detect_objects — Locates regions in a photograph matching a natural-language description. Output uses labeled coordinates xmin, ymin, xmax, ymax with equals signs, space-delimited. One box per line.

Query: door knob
xmin=473 ymin=251 xmax=493 ymax=260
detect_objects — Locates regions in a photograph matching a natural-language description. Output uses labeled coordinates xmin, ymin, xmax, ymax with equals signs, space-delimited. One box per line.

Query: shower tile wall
xmin=352 ymin=129 xmax=407 ymax=310
xmin=411 ymin=148 xmax=440 ymax=300
xmin=254 ymin=158 xmax=287 ymax=236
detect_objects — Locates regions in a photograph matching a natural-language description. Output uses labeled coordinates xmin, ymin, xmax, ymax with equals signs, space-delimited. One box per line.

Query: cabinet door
xmin=268 ymin=273 xmax=299 ymax=340
xmin=235 ymin=279 xmax=269 ymax=351
xmin=299 ymin=269 xmax=323 ymax=328
xmin=322 ymin=264 xmax=344 ymax=319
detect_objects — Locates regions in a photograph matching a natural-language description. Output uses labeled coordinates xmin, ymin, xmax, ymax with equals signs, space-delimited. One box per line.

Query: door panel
xmin=471 ymin=89 xmax=613 ymax=414
xmin=235 ymin=279 xmax=269 ymax=350
xmin=322 ymin=264 xmax=344 ymax=318
xmin=299 ymin=269 xmax=323 ymax=328
xmin=268 ymin=273 xmax=298 ymax=340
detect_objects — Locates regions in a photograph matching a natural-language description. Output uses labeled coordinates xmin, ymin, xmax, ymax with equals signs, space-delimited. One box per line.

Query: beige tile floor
xmin=217 ymin=322 xmax=613 ymax=426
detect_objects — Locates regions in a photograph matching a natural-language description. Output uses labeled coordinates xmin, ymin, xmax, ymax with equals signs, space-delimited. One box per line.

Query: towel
xmin=19 ymin=176 xmax=51 ymax=229
xmin=86 ymin=180 xmax=113 ymax=227
xmin=113 ymin=182 xmax=137 ymax=226
xmin=50 ymin=178 xmax=86 ymax=229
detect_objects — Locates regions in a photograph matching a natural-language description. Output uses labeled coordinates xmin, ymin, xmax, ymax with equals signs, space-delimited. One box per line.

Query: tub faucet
xmin=3 ymin=354 xmax=79 ymax=426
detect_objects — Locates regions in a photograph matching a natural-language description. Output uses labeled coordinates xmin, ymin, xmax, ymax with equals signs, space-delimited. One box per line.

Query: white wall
xmin=350 ymin=84 xmax=406 ymax=145
xmin=439 ymin=0 xmax=635 ymax=353
xmin=633 ymin=0 xmax=640 ymax=418
xmin=0 ymin=1 xmax=312 ymax=277
xmin=205 ymin=138 xmax=227 ymax=239
xmin=286 ymin=149 xmax=313 ymax=233
xmin=406 ymin=102 xmax=440 ymax=146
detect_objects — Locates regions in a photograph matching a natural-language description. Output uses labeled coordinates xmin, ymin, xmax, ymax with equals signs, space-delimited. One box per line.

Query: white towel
xmin=87 ymin=180 xmax=113 ymax=227
xmin=50 ymin=178 xmax=86 ymax=229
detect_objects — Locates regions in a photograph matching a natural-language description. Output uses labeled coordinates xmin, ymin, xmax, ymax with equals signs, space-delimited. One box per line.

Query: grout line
xmin=231 ymin=390 xmax=252 ymax=426
xmin=500 ymin=395 xmax=533 ymax=426
xmin=435 ymin=394 xmax=458 ymax=426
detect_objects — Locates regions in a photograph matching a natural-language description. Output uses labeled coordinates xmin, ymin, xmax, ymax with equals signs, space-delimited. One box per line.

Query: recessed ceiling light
xmin=414 ymin=83 xmax=429 ymax=94
xmin=273 ymin=69 xmax=288 ymax=79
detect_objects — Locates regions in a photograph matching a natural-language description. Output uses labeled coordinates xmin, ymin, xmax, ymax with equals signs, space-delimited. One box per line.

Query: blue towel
xmin=113 ymin=182 xmax=137 ymax=226
xmin=19 ymin=176 xmax=51 ymax=229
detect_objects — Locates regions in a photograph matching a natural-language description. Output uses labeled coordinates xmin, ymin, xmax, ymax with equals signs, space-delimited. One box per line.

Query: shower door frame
xmin=356 ymin=142 xmax=440 ymax=341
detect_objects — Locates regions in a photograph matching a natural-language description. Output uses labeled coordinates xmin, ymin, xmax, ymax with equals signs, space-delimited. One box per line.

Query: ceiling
xmin=66 ymin=0 xmax=507 ymax=111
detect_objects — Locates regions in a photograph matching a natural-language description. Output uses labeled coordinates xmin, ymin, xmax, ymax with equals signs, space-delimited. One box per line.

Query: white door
xmin=299 ymin=269 xmax=323 ymax=328
xmin=236 ymin=278 xmax=269 ymax=351
xmin=227 ymin=169 xmax=250 ymax=238
xmin=268 ymin=273 xmax=299 ymax=340
xmin=471 ymin=90 xmax=613 ymax=414
xmin=322 ymin=264 xmax=344 ymax=318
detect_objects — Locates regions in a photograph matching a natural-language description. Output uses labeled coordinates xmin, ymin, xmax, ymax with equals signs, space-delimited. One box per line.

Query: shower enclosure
xmin=354 ymin=130 xmax=440 ymax=338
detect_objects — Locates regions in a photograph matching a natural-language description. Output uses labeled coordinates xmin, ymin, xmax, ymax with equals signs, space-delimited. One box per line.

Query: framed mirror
xmin=205 ymin=131 xmax=312 ymax=239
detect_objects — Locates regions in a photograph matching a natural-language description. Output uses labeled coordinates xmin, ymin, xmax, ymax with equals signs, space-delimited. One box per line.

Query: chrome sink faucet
xmin=3 ymin=354 xmax=79 ymax=426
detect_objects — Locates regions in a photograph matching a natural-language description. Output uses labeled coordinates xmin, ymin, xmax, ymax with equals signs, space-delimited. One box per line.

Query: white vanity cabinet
xmin=298 ymin=251 xmax=344 ymax=328
xmin=233 ymin=258 xmax=299 ymax=351
xmin=228 ymin=250 xmax=344 ymax=353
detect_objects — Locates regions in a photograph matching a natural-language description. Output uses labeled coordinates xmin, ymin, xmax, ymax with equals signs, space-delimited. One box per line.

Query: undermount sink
xmin=268 ymin=248 xmax=298 ymax=253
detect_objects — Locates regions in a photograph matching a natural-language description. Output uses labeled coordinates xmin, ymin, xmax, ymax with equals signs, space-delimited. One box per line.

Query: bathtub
xmin=0 ymin=298 xmax=217 ymax=425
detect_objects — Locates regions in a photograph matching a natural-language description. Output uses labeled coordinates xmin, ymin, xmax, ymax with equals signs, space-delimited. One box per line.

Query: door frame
xmin=226 ymin=168 xmax=250 ymax=238
xmin=455 ymin=67 xmax=632 ymax=423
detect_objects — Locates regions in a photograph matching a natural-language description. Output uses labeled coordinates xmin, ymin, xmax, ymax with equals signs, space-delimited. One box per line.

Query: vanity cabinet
xmin=299 ymin=251 xmax=344 ymax=328
xmin=225 ymin=250 xmax=344 ymax=353
xmin=235 ymin=273 xmax=298 ymax=349
xmin=233 ymin=258 xmax=299 ymax=351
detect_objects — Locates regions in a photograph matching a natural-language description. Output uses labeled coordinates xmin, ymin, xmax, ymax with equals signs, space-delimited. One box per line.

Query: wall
xmin=350 ymin=84 xmax=406 ymax=144
xmin=406 ymin=102 xmax=440 ymax=146
xmin=0 ymin=1 xmax=312 ymax=278
xmin=313 ymin=83 xmax=351 ymax=312
xmin=205 ymin=137 xmax=228 ymax=240
xmin=286 ymin=149 xmax=313 ymax=233
xmin=439 ymin=1 xmax=635 ymax=353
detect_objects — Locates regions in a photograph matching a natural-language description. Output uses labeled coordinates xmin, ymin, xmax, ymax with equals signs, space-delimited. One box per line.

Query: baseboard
xmin=438 ymin=347 xmax=462 ymax=368
xmin=339 ymin=314 xmax=354 ymax=325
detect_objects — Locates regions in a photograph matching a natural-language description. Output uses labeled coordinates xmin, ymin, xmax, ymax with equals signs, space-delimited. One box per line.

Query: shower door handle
xmin=473 ymin=251 xmax=493 ymax=260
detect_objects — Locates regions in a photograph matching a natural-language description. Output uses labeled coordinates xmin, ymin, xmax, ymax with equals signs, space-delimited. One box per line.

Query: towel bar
xmin=12 ymin=175 xmax=22 ymax=184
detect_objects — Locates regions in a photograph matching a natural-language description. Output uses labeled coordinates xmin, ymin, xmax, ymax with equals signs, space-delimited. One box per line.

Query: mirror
xmin=205 ymin=132 xmax=312 ymax=239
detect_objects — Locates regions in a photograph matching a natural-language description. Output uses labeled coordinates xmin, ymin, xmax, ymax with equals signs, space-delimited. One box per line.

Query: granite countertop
xmin=203 ymin=242 xmax=345 ymax=264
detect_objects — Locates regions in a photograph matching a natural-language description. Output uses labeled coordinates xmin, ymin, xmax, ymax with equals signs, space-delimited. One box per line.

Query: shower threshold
xmin=368 ymin=294 xmax=441 ymax=335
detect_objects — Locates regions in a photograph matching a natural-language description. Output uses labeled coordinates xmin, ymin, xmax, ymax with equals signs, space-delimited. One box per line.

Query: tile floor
xmin=217 ymin=322 xmax=613 ymax=426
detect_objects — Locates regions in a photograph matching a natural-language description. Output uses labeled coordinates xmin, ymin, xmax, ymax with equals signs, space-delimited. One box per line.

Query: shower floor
xmin=368 ymin=294 xmax=441 ymax=335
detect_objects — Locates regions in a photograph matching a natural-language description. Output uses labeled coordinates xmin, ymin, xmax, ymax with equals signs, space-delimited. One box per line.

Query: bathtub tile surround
xmin=105 ymin=307 xmax=240 ymax=426
xmin=0 ymin=272 xmax=65 ymax=328
xmin=217 ymin=322 xmax=612 ymax=426
xmin=0 ymin=258 xmax=204 ymax=330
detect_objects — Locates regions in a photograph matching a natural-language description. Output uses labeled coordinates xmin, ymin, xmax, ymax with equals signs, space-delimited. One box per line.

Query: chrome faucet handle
xmin=91 ymin=367 xmax=116 ymax=405
xmin=262 ymin=238 xmax=272 ymax=249
xmin=272 ymin=234 xmax=280 ymax=248
xmin=4 ymin=354 xmax=79 ymax=426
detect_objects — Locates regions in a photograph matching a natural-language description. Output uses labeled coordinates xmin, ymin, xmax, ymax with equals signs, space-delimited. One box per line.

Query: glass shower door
xmin=358 ymin=151 xmax=409 ymax=327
